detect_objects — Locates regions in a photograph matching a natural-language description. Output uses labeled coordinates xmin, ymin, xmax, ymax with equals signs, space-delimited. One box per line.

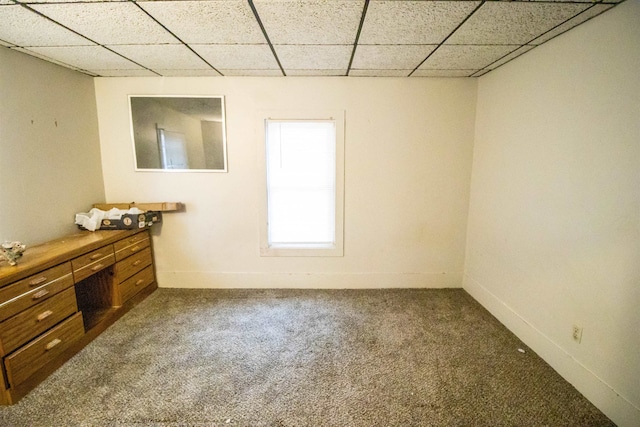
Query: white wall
xmin=94 ymin=77 xmax=477 ymax=289
xmin=0 ymin=47 xmax=105 ymax=246
xmin=464 ymin=1 xmax=640 ymax=425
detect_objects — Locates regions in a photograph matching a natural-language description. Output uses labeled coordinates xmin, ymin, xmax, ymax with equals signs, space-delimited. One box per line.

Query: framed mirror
xmin=129 ymin=95 xmax=227 ymax=172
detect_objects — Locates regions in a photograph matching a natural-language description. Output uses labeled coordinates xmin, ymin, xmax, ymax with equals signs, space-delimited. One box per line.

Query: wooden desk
xmin=0 ymin=228 xmax=157 ymax=405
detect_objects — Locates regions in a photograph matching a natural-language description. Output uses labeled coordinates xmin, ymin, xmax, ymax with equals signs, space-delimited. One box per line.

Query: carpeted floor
xmin=0 ymin=288 xmax=614 ymax=426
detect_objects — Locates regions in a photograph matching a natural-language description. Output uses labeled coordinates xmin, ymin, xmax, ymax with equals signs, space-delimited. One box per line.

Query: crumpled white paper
xmin=75 ymin=207 xmax=144 ymax=231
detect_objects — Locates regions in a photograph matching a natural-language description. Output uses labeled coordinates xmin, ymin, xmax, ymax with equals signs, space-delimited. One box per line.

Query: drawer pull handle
xmin=32 ymin=289 xmax=49 ymax=299
xmin=90 ymin=253 xmax=103 ymax=260
xmin=29 ymin=276 xmax=48 ymax=286
xmin=130 ymin=246 xmax=140 ymax=252
xmin=133 ymin=260 xmax=142 ymax=266
xmin=91 ymin=263 xmax=104 ymax=272
xmin=45 ymin=338 xmax=62 ymax=351
xmin=135 ymin=279 xmax=145 ymax=286
xmin=91 ymin=263 xmax=104 ymax=271
xmin=37 ymin=310 xmax=54 ymax=322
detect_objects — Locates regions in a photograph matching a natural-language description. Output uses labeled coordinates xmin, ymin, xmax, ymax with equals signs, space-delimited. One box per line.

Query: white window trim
xmin=258 ymin=110 xmax=345 ymax=257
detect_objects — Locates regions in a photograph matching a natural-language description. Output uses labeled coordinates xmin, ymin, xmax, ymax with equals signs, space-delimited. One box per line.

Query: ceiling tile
xmin=150 ymin=69 xmax=221 ymax=77
xmin=525 ymin=0 xmax=615 ymax=2
xmin=349 ymin=69 xmax=411 ymax=77
xmin=192 ymin=44 xmax=280 ymax=70
xmin=352 ymin=45 xmax=436 ymax=70
xmin=92 ymin=69 xmax=158 ymax=77
xmin=359 ymin=1 xmax=481 ymax=45
xmin=30 ymin=2 xmax=176 ymax=45
xmin=447 ymin=2 xmax=591 ymax=45
xmin=18 ymin=0 xmax=124 ymax=2
xmin=219 ymin=69 xmax=284 ymax=77
xmin=286 ymin=69 xmax=346 ymax=76
xmin=139 ymin=1 xmax=265 ymax=44
xmin=529 ymin=4 xmax=613 ymax=45
xmin=484 ymin=45 xmax=535 ymax=71
xmin=109 ymin=44 xmax=212 ymax=70
xmin=419 ymin=45 xmax=517 ymax=70
xmin=276 ymin=45 xmax=352 ymax=70
xmin=1 ymin=0 xmax=627 ymax=78
xmin=470 ymin=69 xmax=490 ymax=78
xmin=26 ymin=45 xmax=144 ymax=70
xmin=411 ymin=69 xmax=475 ymax=78
xmin=13 ymin=46 xmax=95 ymax=73
xmin=0 ymin=5 xmax=92 ymax=46
xmin=253 ymin=0 xmax=364 ymax=44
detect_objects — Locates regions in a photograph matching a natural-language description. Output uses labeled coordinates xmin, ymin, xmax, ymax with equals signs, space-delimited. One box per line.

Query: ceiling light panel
xmin=359 ymin=1 xmax=481 ymax=45
xmin=139 ymin=1 xmax=265 ymax=44
xmin=109 ymin=44 xmax=212 ymax=70
xmin=30 ymin=2 xmax=177 ymax=45
xmin=191 ymin=44 xmax=280 ymax=70
xmin=253 ymin=0 xmax=364 ymax=45
xmin=419 ymin=45 xmax=517 ymax=70
xmin=275 ymin=45 xmax=352 ymax=71
xmin=27 ymin=45 xmax=144 ymax=70
xmin=352 ymin=45 xmax=436 ymax=70
xmin=529 ymin=4 xmax=613 ymax=45
xmin=447 ymin=2 xmax=592 ymax=45
xmin=0 ymin=5 xmax=92 ymax=47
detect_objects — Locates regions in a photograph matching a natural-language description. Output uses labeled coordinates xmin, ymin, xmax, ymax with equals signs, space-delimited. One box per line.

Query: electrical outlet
xmin=572 ymin=325 xmax=583 ymax=343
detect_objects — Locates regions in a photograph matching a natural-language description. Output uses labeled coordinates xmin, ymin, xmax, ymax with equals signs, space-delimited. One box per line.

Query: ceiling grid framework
xmin=0 ymin=0 xmax=626 ymax=78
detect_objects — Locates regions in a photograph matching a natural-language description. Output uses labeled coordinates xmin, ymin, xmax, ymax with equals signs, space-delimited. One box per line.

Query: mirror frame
xmin=128 ymin=95 xmax=228 ymax=173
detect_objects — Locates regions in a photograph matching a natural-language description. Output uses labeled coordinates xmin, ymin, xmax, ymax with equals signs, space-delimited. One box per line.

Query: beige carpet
xmin=0 ymin=288 xmax=614 ymax=426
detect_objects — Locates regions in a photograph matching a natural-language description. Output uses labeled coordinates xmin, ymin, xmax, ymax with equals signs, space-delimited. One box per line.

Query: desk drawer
xmin=0 ymin=269 xmax=74 ymax=323
xmin=72 ymin=246 xmax=115 ymax=282
xmin=120 ymin=265 xmax=154 ymax=304
xmin=113 ymin=232 xmax=149 ymax=253
xmin=114 ymin=237 xmax=150 ymax=262
xmin=0 ymin=287 xmax=78 ymax=356
xmin=115 ymin=247 xmax=152 ymax=283
xmin=0 ymin=263 xmax=72 ymax=306
xmin=5 ymin=312 xmax=84 ymax=387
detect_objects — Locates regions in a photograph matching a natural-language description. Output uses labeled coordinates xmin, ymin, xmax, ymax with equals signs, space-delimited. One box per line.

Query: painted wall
xmin=463 ymin=1 xmax=640 ymax=425
xmin=94 ymin=77 xmax=477 ymax=289
xmin=0 ymin=47 xmax=105 ymax=246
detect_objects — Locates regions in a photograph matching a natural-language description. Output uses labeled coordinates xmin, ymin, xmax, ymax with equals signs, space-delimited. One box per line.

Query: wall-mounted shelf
xmin=92 ymin=202 xmax=184 ymax=212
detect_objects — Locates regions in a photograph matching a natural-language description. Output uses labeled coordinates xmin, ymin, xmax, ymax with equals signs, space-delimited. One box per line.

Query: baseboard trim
xmin=463 ymin=273 xmax=640 ymax=427
xmin=156 ymin=271 xmax=462 ymax=289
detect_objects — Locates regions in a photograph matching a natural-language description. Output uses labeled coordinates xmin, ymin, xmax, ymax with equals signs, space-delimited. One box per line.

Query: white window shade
xmin=266 ymin=120 xmax=336 ymax=247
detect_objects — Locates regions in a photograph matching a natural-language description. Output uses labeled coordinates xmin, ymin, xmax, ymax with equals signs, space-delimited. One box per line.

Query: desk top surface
xmin=0 ymin=229 xmax=147 ymax=288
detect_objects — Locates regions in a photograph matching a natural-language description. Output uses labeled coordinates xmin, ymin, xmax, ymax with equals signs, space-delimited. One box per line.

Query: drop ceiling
xmin=0 ymin=0 xmax=625 ymax=78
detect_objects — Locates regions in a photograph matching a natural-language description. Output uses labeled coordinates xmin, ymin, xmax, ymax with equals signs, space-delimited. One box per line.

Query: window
xmin=259 ymin=111 xmax=344 ymax=257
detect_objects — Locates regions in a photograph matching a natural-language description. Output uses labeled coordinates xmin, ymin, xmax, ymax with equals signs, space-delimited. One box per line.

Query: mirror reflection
xmin=129 ymin=96 xmax=227 ymax=172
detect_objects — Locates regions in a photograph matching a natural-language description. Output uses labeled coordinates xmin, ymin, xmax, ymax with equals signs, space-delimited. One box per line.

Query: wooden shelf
xmin=93 ymin=202 xmax=184 ymax=212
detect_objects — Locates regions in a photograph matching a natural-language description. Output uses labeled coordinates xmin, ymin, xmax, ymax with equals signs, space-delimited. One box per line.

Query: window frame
xmin=258 ymin=110 xmax=345 ymax=257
